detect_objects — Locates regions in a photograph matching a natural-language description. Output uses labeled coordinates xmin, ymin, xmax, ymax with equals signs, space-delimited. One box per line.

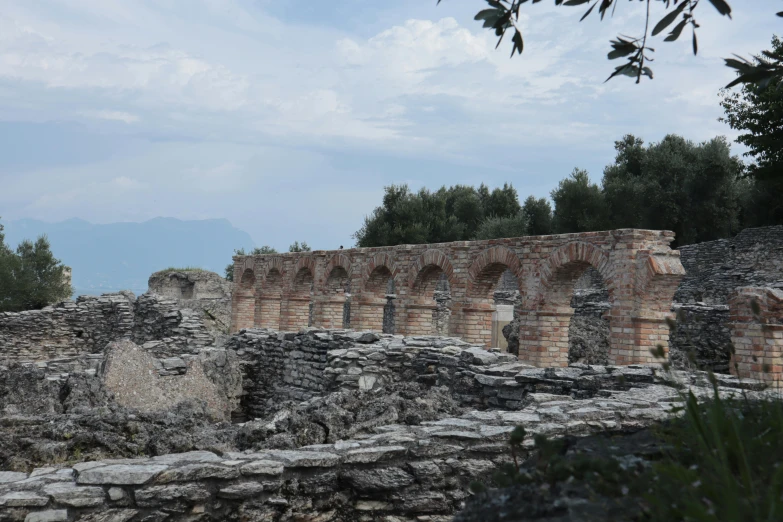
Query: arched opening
xmin=521 ymin=258 xmax=612 ymax=367
xmin=233 ymin=269 xmax=256 ymax=331
xmin=321 ymin=266 xmax=350 ymax=328
xmin=408 ymin=265 xmax=451 ymax=336
xmin=466 ymin=263 xmax=521 ymax=348
xmin=568 ymin=267 xmax=610 ymax=364
xmin=285 ymin=268 xmax=314 ymax=330
xmin=256 ymin=268 xmax=283 ymax=330
xmin=358 ymin=266 xmax=395 ymax=333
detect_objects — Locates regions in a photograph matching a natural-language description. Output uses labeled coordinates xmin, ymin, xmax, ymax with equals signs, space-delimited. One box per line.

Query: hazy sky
xmin=0 ymin=0 xmax=779 ymax=250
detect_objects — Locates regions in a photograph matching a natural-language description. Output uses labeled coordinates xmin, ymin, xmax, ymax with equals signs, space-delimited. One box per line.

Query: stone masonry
xmin=231 ymin=229 xmax=685 ymax=367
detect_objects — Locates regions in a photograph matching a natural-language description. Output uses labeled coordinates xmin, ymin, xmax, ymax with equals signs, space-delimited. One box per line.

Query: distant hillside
xmin=2 ymin=218 xmax=255 ymax=296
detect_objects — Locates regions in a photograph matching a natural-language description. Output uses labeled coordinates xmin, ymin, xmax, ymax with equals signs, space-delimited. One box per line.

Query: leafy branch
xmin=440 ymin=0 xmax=783 ymax=89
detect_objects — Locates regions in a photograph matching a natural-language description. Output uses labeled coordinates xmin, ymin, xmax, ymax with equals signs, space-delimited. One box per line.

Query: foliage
xmin=720 ymin=36 xmax=783 ymax=225
xmin=474 ymin=213 xmax=528 ymax=240
xmin=288 ymin=241 xmax=312 ymax=252
xmin=224 ymin=246 xmax=278 ymax=281
xmin=550 ymin=168 xmax=610 ymax=233
xmin=158 ymin=267 xmax=206 ymax=273
xmin=353 ymin=183 xmax=523 ymax=247
xmin=440 ymin=0 xmax=782 ymax=88
xmin=601 ymin=134 xmax=745 ymax=245
xmin=477 ymin=372 xmax=783 ymax=521
xmin=522 ymin=196 xmax=554 ymax=236
xmin=0 ymin=219 xmax=72 ymax=313
xmin=642 ymin=388 xmax=783 ymax=521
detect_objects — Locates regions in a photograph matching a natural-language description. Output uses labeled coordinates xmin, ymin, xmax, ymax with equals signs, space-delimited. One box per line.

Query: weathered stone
xmin=0 ymin=491 xmax=49 ymax=507
xmin=341 ymin=467 xmax=415 ymax=492
xmin=239 ymin=460 xmax=285 ymax=476
xmin=155 ymin=463 xmax=239 ymax=483
xmin=24 ymin=510 xmax=68 ymax=522
xmin=77 ymin=464 xmax=168 ymax=486
xmin=43 ymin=483 xmax=105 ymax=507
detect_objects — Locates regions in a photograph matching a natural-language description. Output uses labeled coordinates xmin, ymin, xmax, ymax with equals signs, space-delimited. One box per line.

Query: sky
xmin=0 ymin=0 xmax=779 ymax=251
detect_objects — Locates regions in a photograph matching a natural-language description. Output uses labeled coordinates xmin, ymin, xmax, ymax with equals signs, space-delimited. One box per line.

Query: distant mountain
xmin=2 ymin=218 xmax=255 ymax=296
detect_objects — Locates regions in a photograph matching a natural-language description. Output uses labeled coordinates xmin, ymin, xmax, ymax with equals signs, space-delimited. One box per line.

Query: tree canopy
xmin=0 ymin=219 xmax=72 ymax=313
xmin=440 ymin=0 xmax=782 ymax=87
xmin=353 ymin=183 xmax=523 ymax=247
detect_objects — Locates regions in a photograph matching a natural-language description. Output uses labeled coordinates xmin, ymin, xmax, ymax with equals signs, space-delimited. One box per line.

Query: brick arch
xmin=408 ymin=249 xmax=456 ymax=290
xmin=324 ymin=254 xmax=353 ymax=279
xmin=258 ymin=257 xmax=285 ymax=284
xmin=467 ymin=246 xmax=523 ymax=299
xmin=288 ymin=257 xmax=317 ymax=293
xmin=360 ymin=253 xmax=400 ymax=294
xmin=535 ymin=242 xmax=615 ymax=303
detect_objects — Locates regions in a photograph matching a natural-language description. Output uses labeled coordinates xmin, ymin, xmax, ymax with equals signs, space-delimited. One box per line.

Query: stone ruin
xmin=0 ymin=227 xmax=781 ymax=521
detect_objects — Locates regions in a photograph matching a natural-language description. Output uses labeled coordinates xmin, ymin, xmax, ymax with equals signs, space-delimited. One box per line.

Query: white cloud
xmin=90 ymin=110 xmax=139 ymax=123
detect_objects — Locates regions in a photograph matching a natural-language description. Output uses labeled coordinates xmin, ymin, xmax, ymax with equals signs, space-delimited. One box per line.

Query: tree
xmin=0 ymin=221 xmax=72 ymax=312
xmin=440 ymin=0 xmax=782 ymax=87
xmin=720 ymin=36 xmax=783 ymax=226
xmin=522 ymin=196 xmax=553 ymax=236
xmin=224 ymin=246 xmax=277 ymax=281
xmin=354 ymin=183 xmax=525 ymax=247
xmin=602 ymin=134 xmax=745 ymax=245
xmin=551 ymin=168 xmax=610 ymax=233
xmin=289 ymin=241 xmax=312 ymax=252
xmin=474 ymin=213 xmax=528 ymax=240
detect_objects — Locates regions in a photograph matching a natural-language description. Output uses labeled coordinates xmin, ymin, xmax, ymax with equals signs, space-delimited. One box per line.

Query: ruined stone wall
xmin=675 ymin=226 xmax=783 ymax=304
xmin=227 ymin=328 xmax=722 ymax=419
xmin=0 ymin=294 xmax=135 ymax=361
xmin=0 ymin=292 xmax=221 ymax=377
xmin=148 ymin=269 xmax=233 ymax=336
xmin=668 ymin=226 xmax=783 ymax=371
xmin=0 ymin=360 xmax=766 ymax=522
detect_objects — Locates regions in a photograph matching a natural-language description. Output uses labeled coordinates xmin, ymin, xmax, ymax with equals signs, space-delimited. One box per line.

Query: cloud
xmin=0 ymin=0 xmax=777 ymax=249
xmin=90 ymin=110 xmax=139 ymax=123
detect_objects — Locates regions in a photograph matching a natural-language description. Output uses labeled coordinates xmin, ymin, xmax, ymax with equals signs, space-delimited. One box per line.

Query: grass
xmin=154 ymin=266 xmax=207 ymax=273
xmin=475 ymin=360 xmax=783 ymax=521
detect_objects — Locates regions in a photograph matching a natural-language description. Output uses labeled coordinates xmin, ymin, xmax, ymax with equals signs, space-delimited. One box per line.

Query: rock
xmin=0 ymin=471 xmax=27 ymax=484
xmin=0 ymin=491 xmax=49 ymax=507
xmin=240 ymin=460 xmax=285 ymax=476
xmin=77 ymin=510 xmax=138 ymax=522
xmin=154 ymin=464 xmax=239 ymax=483
xmin=24 ymin=511 xmax=68 ymax=522
xmin=43 ymin=483 xmax=105 ymax=507
xmin=341 ymin=467 xmax=415 ymax=492
xmin=77 ymin=464 xmax=169 ymax=486
xmin=263 ymin=450 xmax=341 ymax=468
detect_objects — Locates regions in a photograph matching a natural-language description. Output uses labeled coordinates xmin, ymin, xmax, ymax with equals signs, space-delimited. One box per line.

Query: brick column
xmin=729 ymin=287 xmax=783 ymax=388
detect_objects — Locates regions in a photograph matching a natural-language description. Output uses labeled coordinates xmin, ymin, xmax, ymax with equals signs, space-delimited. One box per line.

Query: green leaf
xmin=564 ymin=0 xmax=591 ymax=5
xmin=580 ymin=2 xmax=597 ymax=21
xmin=692 ymin=30 xmax=698 ymax=55
xmin=707 ymin=0 xmax=732 ymax=18
xmin=486 ymin=0 xmax=504 ymax=8
xmin=664 ymin=19 xmax=688 ymax=42
xmin=474 ymin=8 xmax=500 ymax=21
xmin=777 ymin=11 xmax=783 ymax=17
xmin=608 ymin=47 xmax=635 ymax=60
xmin=651 ymin=1 xmax=688 ymax=36
xmin=642 ymin=66 xmax=653 ymax=79
xmin=511 ymin=30 xmax=524 ymax=57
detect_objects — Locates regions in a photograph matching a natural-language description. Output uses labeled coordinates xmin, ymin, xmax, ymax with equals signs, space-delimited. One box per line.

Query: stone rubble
xmin=0 ymin=371 xmax=769 ymax=521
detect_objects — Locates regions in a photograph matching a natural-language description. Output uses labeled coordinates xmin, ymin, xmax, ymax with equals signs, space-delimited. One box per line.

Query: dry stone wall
xmin=0 ymin=294 xmax=135 ymax=362
xmin=0 ymin=367 xmax=768 ymax=522
xmin=0 ymin=292 xmax=222 ymax=379
xmin=668 ymin=226 xmax=783 ymax=371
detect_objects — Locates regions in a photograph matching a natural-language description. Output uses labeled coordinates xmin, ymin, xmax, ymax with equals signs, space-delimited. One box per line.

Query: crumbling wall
xmin=0 ymin=294 xmax=135 ymax=362
xmin=669 ymin=226 xmax=783 ymax=371
xmin=148 ymin=269 xmax=233 ymax=336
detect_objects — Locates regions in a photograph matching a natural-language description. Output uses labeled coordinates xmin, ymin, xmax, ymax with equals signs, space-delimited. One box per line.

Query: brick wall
xmin=231 ymin=229 xmax=685 ymax=367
